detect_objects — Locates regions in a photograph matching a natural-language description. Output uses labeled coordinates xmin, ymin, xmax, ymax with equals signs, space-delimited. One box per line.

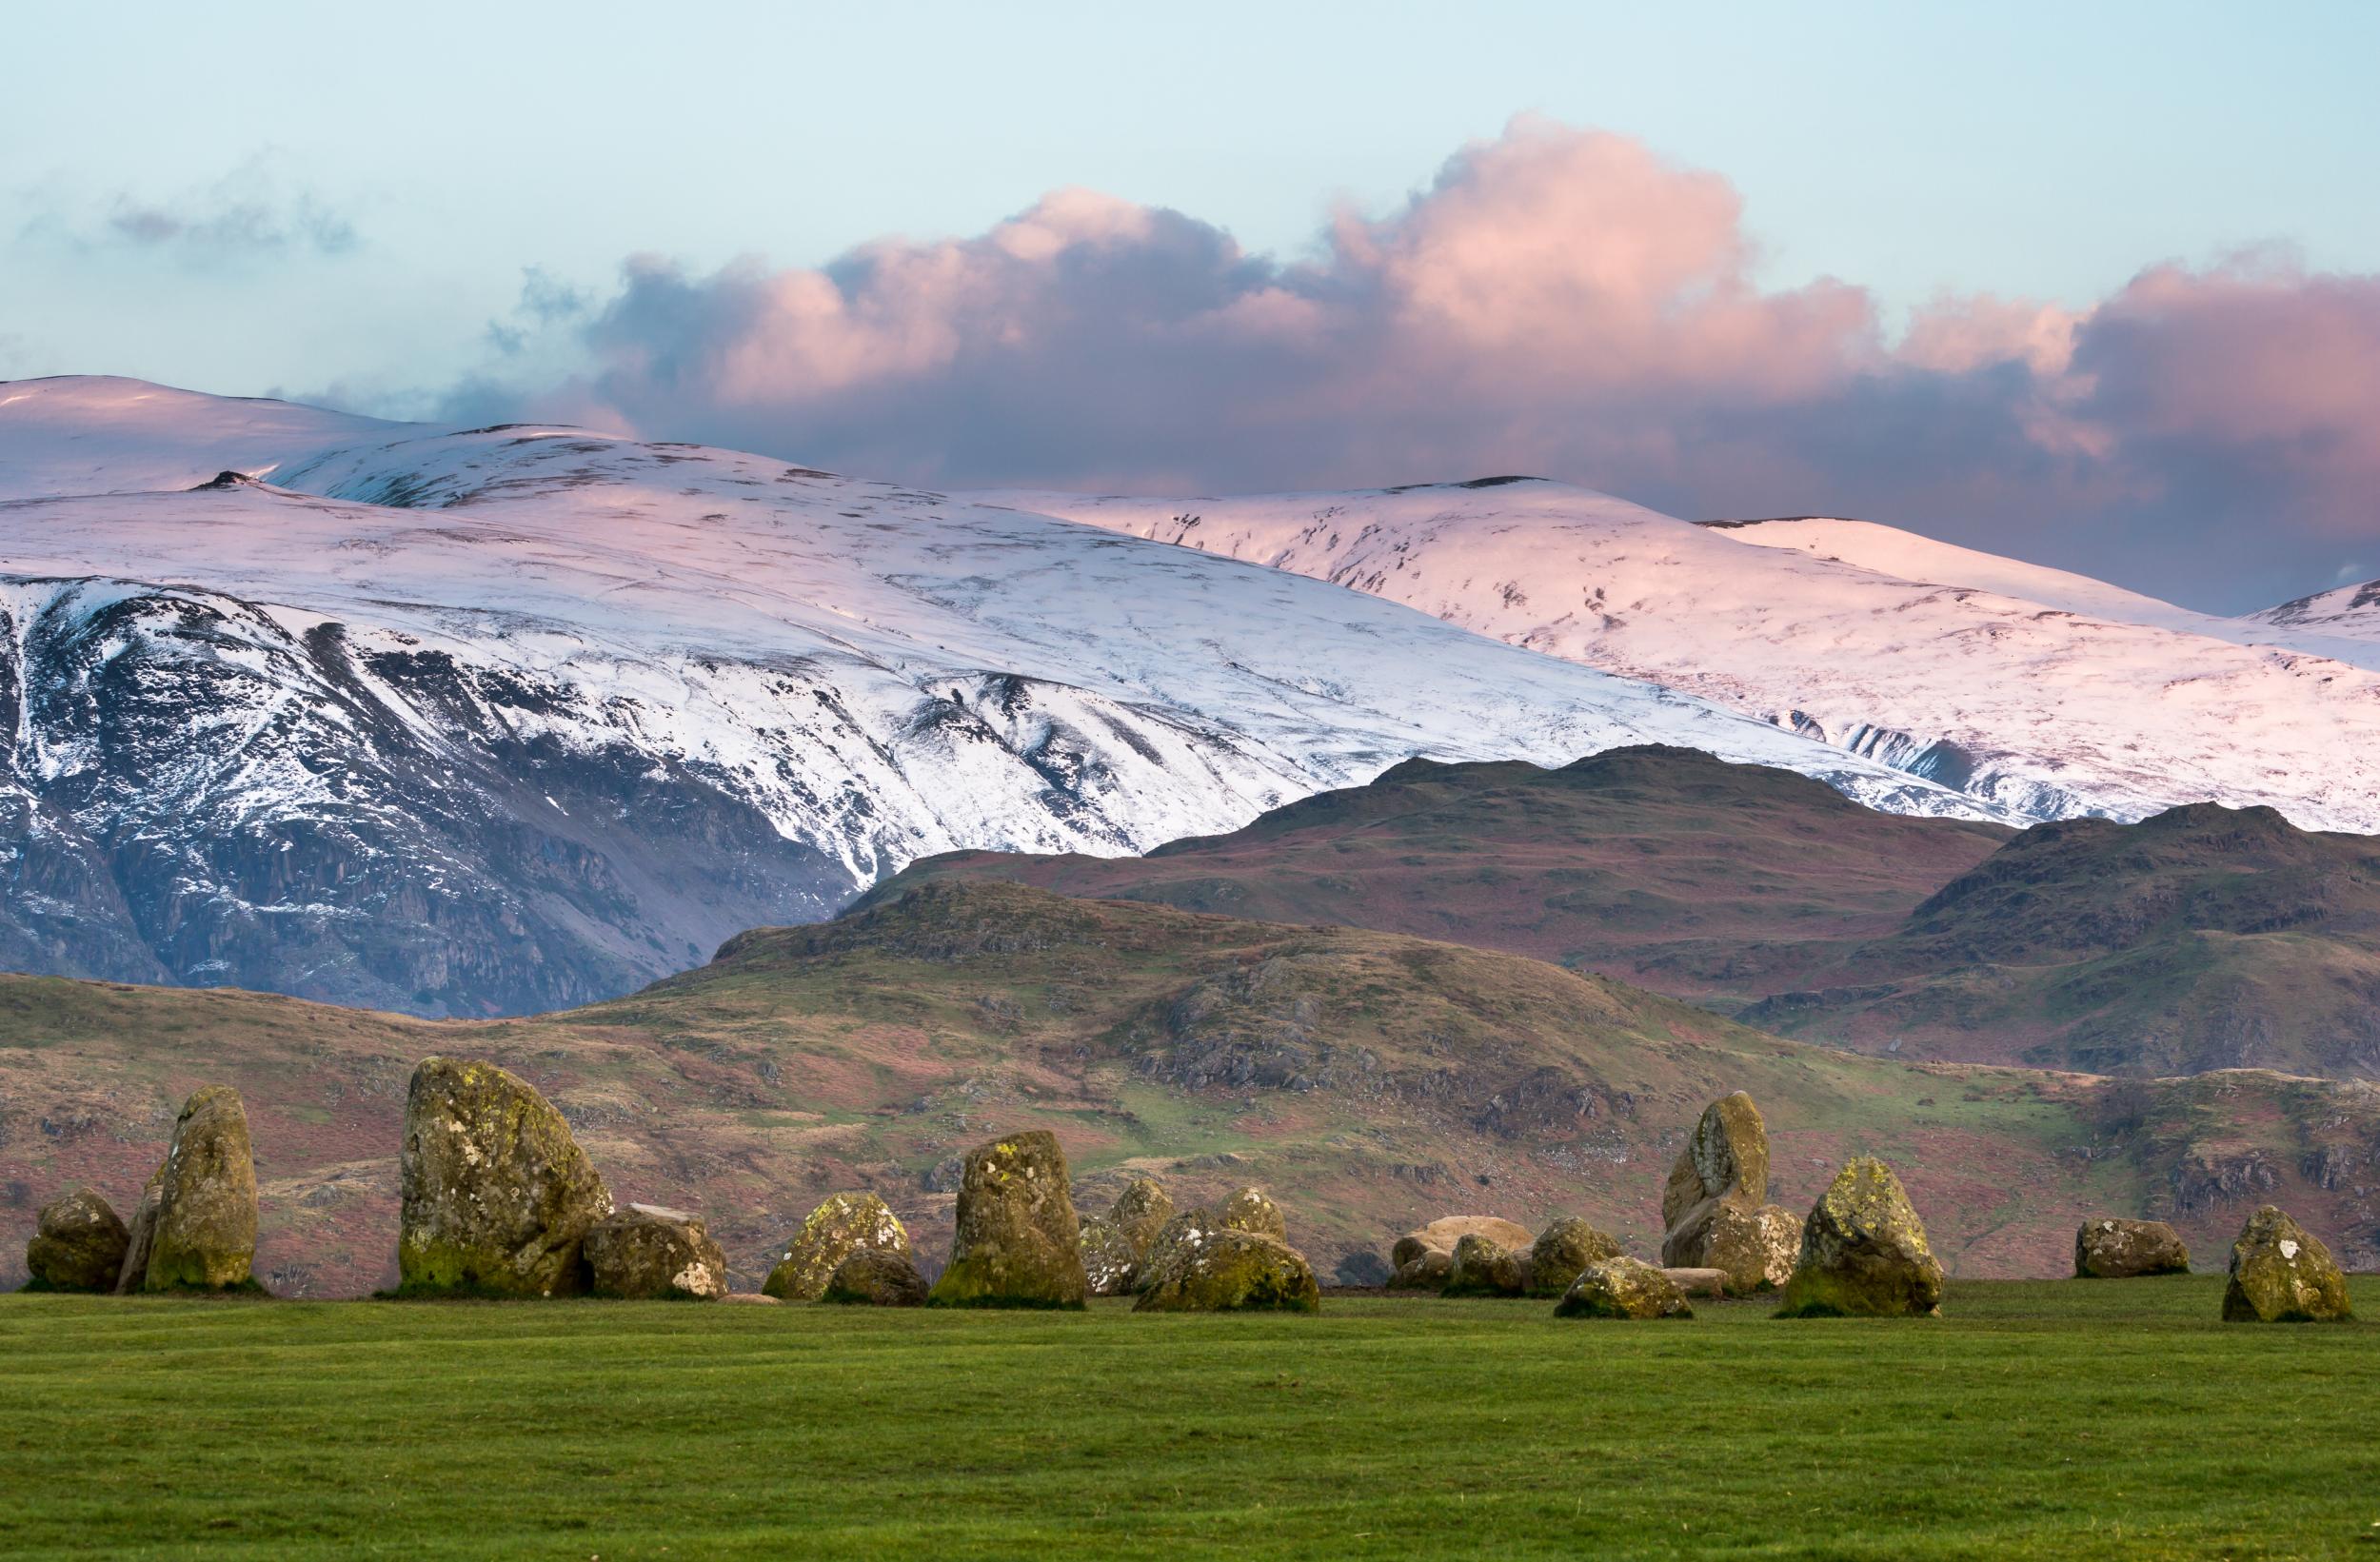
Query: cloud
xmin=452 ymin=116 xmax=2380 ymax=610
xmin=21 ymin=157 xmax=358 ymax=265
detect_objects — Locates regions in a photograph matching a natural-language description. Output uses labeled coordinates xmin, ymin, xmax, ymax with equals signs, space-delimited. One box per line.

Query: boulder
xmin=2074 ymin=1217 xmax=2191 ymax=1279
xmin=1557 ymin=1257 xmax=1694 ymax=1320
xmin=1387 ymin=1248 xmax=1454 ymax=1291
xmin=1665 ymin=1198 xmax=1799 ymax=1294
xmin=823 ymin=1247 xmax=932 ymax=1307
xmin=1390 ymin=1215 xmax=1532 ymax=1271
xmin=1216 ymin=1186 xmax=1287 ymax=1240
xmin=1525 ymin=1217 xmax=1621 ymax=1297
xmin=25 ymin=1188 xmax=129 ymax=1293
xmin=1660 ymin=1091 xmax=1769 ymax=1230
xmin=1083 ymin=1176 xmax=1174 ymax=1295
xmin=1775 ymin=1157 xmax=1944 ymax=1318
xmin=764 ymin=1192 xmax=911 ymax=1300
xmin=397 ymin=1057 xmax=613 ymax=1297
xmin=1663 ymin=1267 xmax=1730 ymax=1296
xmin=585 ymin=1204 xmax=728 ymax=1300
xmin=2222 ymin=1205 xmax=2351 ymax=1323
xmin=1134 ymin=1228 xmax=1320 ymax=1313
xmin=1441 ymin=1233 xmax=1527 ymax=1297
xmin=143 ymin=1086 xmax=259 ymax=1293
xmin=927 ymin=1131 xmax=1087 ymax=1309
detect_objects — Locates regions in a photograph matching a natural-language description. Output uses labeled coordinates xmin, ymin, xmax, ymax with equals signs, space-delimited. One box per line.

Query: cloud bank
xmin=455 ymin=116 xmax=2380 ymax=610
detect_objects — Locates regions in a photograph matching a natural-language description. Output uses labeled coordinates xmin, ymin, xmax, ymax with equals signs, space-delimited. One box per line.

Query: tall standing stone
xmin=398 ymin=1057 xmax=613 ymax=1297
xmin=1660 ymin=1092 xmax=1798 ymax=1293
xmin=144 ymin=1086 xmax=259 ymax=1293
xmin=1774 ymin=1157 xmax=1944 ymax=1318
xmin=26 ymin=1188 xmax=129 ymax=1293
xmin=2222 ymin=1206 xmax=2351 ymax=1322
xmin=928 ymin=1131 xmax=1086 ymax=1309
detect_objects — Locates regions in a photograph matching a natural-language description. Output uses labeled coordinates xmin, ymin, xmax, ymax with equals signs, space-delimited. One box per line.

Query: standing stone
xmin=1134 ymin=1229 xmax=1320 ymax=1314
xmin=1666 ymin=1198 xmax=1800 ymax=1295
xmin=764 ymin=1193 xmax=911 ymax=1300
xmin=2222 ymin=1206 xmax=2351 ymax=1323
xmin=144 ymin=1086 xmax=259 ymax=1293
xmin=1441 ymin=1232 xmax=1528 ymax=1297
xmin=1082 ymin=1176 xmax=1174 ymax=1295
xmin=1661 ymin=1092 xmax=1769 ymax=1229
xmin=1216 ymin=1186 xmax=1287 ymax=1240
xmin=585 ymin=1204 xmax=728 ymax=1300
xmin=1557 ymin=1256 xmax=1695 ymax=1320
xmin=927 ymin=1130 xmax=1086 ymax=1309
xmin=2074 ymin=1217 xmax=2191 ymax=1278
xmin=25 ymin=1188 xmax=129 ymax=1293
xmin=823 ymin=1247 xmax=932 ymax=1307
xmin=113 ymin=1168 xmax=166 ymax=1295
xmin=398 ymin=1057 xmax=613 ymax=1297
xmin=1775 ymin=1157 xmax=1945 ymax=1318
xmin=1526 ymin=1217 xmax=1623 ymax=1297
xmin=1660 ymin=1092 xmax=1795 ymax=1291
xmin=1390 ymin=1216 xmax=1532 ymax=1272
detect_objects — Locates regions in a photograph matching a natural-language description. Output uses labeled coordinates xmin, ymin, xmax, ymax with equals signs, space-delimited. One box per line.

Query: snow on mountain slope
xmin=0 ymin=375 xmax=403 ymax=498
xmin=2245 ymin=578 xmax=2380 ymax=657
xmin=0 ymin=379 xmax=1992 ymax=1015
xmin=991 ymin=478 xmax=2380 ymax=832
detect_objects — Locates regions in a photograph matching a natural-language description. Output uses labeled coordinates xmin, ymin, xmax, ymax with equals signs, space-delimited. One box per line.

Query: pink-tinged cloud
xmin=457 ymin=117 xmax=2380 ymax=610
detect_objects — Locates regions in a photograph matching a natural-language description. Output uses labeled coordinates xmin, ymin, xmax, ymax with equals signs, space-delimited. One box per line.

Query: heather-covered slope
xmin=5 ymin=881 xmax=2374 ymax=1297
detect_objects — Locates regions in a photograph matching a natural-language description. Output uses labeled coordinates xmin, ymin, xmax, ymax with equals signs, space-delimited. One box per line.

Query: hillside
xmin=5 ymin=880 xmax=2374 ymax=1297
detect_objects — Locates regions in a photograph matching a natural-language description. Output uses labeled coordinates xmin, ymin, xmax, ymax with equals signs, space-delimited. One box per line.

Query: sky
xmin=5 ymin=0 xmax=2377 ymax=611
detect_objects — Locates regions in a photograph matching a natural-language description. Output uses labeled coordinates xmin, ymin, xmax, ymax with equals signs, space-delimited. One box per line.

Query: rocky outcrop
xmin=143 ymin=1086 xmax=259 ymax=1293
xmin=928 ymin=1131 xmax=1086 ymax=1309
xmin=25 ymin=1188 xmax=129 ymax=1293
xmin=1556 ymin=1257 xmax=1694 ymax=1320
xmin=1441 ymin=1233 xmax=1527 ymax=1297
xmin=1390 ymin=1215 xmax=1531 ymax=1272
xmin=823 ymin=1247 xmax=932 ymax=1307
xmin=2222 ymin=1206 xmax=2351 ymax=1322
xmin=1659 ymin=1092 xmax=1795 ymax=1292
xmin=764 ymin=1193 xmax=911 ymax=1301
xmin=1775 ymin=1157 xmax=1944 ymax=1318
xmin=1134 ymin=1228 xmax=1320 ymax=1313
xmin=585 ymin=1204 xmax=728 ymax=1300
xmin=397 ymin=1057 xmax=613 ymax=1297
xmin=1081 ymin=1176 xmax=1174 ymax=1295
xmin=1526 ymin=1217 xmax=1622 ymax=1298
xmin=2074 ymin=1217 xmax=2191 ymax=1278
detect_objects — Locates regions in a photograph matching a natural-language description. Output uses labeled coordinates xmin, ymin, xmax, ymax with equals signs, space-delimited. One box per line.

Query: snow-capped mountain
xmin=999 ymin=481 xmax=2380 ymax=831
xmin=0 ymin=378 xmax=1984 ymax=1016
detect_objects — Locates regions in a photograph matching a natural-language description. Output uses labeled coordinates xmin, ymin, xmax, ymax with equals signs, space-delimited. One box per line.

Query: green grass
xmin=2 ymin=1279 xmax=2374 ymax=1559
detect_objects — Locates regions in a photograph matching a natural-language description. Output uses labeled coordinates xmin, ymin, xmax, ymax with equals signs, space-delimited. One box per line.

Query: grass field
xmin=2 ymin=1278 xmax=2373 ymax=1559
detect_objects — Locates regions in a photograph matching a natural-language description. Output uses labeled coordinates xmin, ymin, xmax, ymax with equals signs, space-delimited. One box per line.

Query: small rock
xmin=2222 ymin=1205 xmax=2351 ymax=1323
xmin=764 ymin=1192 xmax=911 ymax=1300
xmin=928 ymin=1131 xmax=1087 ymax=1309
xmin=1663 ymin=1267 xmax=1729 ymax=1296
xmin=1441 ymin=1233 xmax=1527 ymax=1297
xmin=823 ymin=1247 xmax=931 ymax=1307
xmin=721 ymin=1293 xmax=783 ymax=1305
xmin=1387 ymin=1248 xmax=1453 ymax=1290
xmin=1526 ymin=1216 xmax=1622 ymax=1297
xmin=25 ymin=1187 xmax=129 ymax=1293
xmin=1134 ymin=1228 xmax=1320 ymax=1313
xmin=1774 ymin=1157 xmax=1944 ymax=1318
xmin=1557 ymin=1257 xmax=1694 ymax=1320
xmin=585 ymin=1204 xmax=728 ymax=1300
xmin=2074 ymin=1217 xmax=2191 ymax=1279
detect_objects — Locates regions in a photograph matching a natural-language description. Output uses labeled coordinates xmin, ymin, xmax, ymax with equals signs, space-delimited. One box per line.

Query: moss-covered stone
xmin=2074 ymin=1217 xmax=2191 ymax=1279
xmin=1556 ymin=1256 xmax=1694 ymax=1320
xmin=1082 ymin=1176 xmax=1175 ymax=1295
xmin=1660 ymin=1091 xmax=1769 ymax=1230
xmin=1133 ymin=1228 xmax=1320 ymax=1313
xmin=397 ymin=1057 xmax=613 ymax=1298
xmin=927 ymin=1130 xmax=1086 ymax=1309
xmin=1525 ymin=1216 xmax=1622 ymax=1297
xmin=1216 ymin=1186 xmax=1286 ymax=1240
xmin=1387 ymin=1248 xmax=1453 ymax=1290
xmin=144 ymin=1086 xmax=259 ymax=1293
xmin=25 ymin=1187 xmax=129 ymax=1293
xmin=822 ymin=1246 xmax=931 ymax=1307
xmin=1441 ymin=1232 xmax=1527 ymax=1297
xmin=585 ymin=1204 xmax=728 ymax=1300
xmin=1389 ymin=1215 xmax=1531 ymax=1271
xmin=2222 ymin=1205 xmax=2350 ymax=1322
xmin=1774 ymin=1157 xmax=1943 ymax=1318
xmin=764 ymin=1192 xmax=910 ymax=1300
xmin=1665 ymin=1198 xmax=1798 ymax=1293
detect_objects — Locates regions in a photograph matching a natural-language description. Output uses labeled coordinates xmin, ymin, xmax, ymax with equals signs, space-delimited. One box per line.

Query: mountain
xmin=6 ymin=880 xmax=2374 ymax=1297
xmin=997 ymin=481 xmax=2380 ymax=830
xmin=0 ymin=378 xmax=1985 ymax=1016
xmin=887 ymin=746 xmax=2380 ymax=1081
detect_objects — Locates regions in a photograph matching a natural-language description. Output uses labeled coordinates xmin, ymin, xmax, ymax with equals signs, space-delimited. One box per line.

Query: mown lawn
xmin=1 ymin=1277 xmax=2373 ymax=1559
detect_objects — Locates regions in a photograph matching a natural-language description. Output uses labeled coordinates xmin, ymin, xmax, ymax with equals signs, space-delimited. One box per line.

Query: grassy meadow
xmin=3 ymin=1277 xmax=2374 ymax=1559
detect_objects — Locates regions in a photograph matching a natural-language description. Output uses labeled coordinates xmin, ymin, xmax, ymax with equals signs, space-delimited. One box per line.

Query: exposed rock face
xmin=1666 ymin=1197 xmax=1799 ymax=1294
xmin=2074 ymin=1217 xmax=2191 ymax=1279
xmin=764 ymin=1192 xmax=911 ymax=1301
xmin=1082 ymin=1176 xmax=1174 ymax=1295
xmin=1441 ymin=1233 xmax=1528 ymax=1297
xmin=823 ymin=1247 xmax=931 ymax=1307
xmin=1526 ymin=1217 xmax=1623 ymax=1298
xmin=585 ymin=1204 xmax=728 ymax=1300
xmin=1134 ymin=1228 xmax=1320 ymax=1313
xmin=397 ymin=1057 xmax=613 ymax=1297
xmin=1775 ymin=1157 xmax=1945 ymax=1318
xmin=1661 ymin=1091 xmax=1769 ymax=1229
xmin=1390 ymin=1215 xmax=1531 ymax=1271
xmin=1388 ymin=1248 xmax=1454 ymax=1291
xmin=2222 ymin=1206 xmax=2351 ymax=1322
xmin=928 ymin=1131 xmax=1086 ymax=1309
xmin=1557 ymin=1257 xmax=1694 ymax=1320
xmin=25 ymin=1188 xmax=129 ymax=1293
xmin=1660 ymin=1092 xmax=1792 ymax=1291
xmin=143 ymin=1086 xmax=259 ymax=1293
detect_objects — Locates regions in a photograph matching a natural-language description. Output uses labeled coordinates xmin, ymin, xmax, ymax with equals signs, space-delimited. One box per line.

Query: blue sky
xmin=5 ymin=1 xmax=2378 ymax=608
